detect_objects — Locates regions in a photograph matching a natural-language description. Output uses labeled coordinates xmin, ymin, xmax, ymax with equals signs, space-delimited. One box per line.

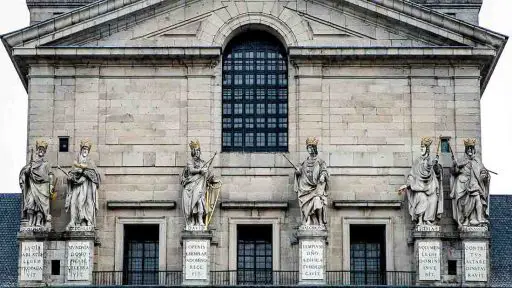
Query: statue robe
xmin=181 ymin=159 xmax=208 ymax=223
xmin=294 ymin=156 xmax=329 ymax=225
xmin=406 ymin=155 xmax=443 ymax=223
xmin=66 ymin=159 xmax=100 ymax=227
xmin=19 ymin=158 xmax=52 ymax=221
xmin=450 ymin=156 xmax=490 ymax=226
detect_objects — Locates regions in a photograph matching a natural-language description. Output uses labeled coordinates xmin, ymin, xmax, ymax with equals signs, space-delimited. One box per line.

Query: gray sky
xmin=0 ymin=0 xmax=510 ymax=194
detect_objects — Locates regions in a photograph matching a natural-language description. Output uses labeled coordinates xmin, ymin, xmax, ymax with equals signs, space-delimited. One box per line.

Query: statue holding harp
xmin=284 ymin=137 xmax=329 ymax=227
xmin=181 ymin=140 xmax=221 ymax=230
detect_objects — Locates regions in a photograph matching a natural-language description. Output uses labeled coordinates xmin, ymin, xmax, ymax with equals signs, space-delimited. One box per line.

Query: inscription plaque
xmin=20 ymin=242 xmax=44 ymax=281
xmin=417 ymin=241 xmax=441 ymax=281
xmin=67 ymin=241 xmax=90 ymax=281
xmin=185 ymin=240 xmax=209 ymax=280
xmin=464 ymin=242 xmax=487 ymax=282
xmin=301 ymin=240 xmax=324 ymax=280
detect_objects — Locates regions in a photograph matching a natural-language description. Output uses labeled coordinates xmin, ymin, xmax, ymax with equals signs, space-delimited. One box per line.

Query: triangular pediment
xmin=3 ymin=0 xmax=505 ymax=49
xmin=1 ymin=0 xmax=506 ymax=91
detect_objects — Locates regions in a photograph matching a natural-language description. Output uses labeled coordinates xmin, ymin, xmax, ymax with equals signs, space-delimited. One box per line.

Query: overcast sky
xmin=0 ymin=0 xmax=510 ymax=194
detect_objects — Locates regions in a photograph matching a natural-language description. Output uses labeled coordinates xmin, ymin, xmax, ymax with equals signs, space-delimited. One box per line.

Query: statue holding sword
xmin=283 ymin=137 xmax=329 ymax=227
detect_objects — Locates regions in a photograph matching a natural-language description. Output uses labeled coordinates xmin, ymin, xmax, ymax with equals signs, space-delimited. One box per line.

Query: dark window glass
xmin=59 ymin=137 xmax=69 ymax=152
xmin=441 ymin=138 xmax=451 ymax=153
xmin=237 ymin=225 xmax=272 ymax=285
xmin=51 ymin=260 xmax=60 ymax=275
xmin=350 ymin=225 xmax=386 ymax=285
xmin=123 ymin=225 xmax=159 ymax=285
xmin=222 ymin=31 xmax=288 ymax=152
xmin=448 ymin=260 xmax=457 ymax=275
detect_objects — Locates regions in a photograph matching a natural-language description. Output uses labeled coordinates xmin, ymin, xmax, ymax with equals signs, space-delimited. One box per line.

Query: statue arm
xmin=186 ymin=161 xmax=206 ymax=175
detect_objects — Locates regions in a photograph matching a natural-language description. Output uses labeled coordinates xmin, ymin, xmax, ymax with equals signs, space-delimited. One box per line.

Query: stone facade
xmin=2 ymin=0 xmax=507 ymax=286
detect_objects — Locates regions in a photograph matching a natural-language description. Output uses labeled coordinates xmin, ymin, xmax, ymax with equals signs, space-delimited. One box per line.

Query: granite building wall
xmin=8 ymin=0 xmax=501 ymax=284
xmin=26 ymin=59 xmax=482 ymax=271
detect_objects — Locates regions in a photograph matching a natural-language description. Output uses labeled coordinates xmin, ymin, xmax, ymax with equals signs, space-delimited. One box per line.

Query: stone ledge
xmin=220 ymin=201 xmax=289 ymax=210
xmin=332 ymin=200 xmax=402 ymax=209
xmin=12 ymin=47 xmax=222 ymax=58
xmin=107 ymin=200 xmax=176 ymax=209
xmin=289 ymin=47 xmax=496 ymax=59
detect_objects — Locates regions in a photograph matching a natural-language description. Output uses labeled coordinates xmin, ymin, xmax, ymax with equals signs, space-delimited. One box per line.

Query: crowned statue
xmin=19 ymin=139 xmax=54 ymax=229
xmin=290 ymin=137 xmax=329 ymax=228
xmin=181 ymin=140 xmax=221 ymax=230
xmin=405 ymin=137 xmax=443 ymax=227
xmin=450 ymin=138 xmax=490 ymax=228
xmin=62 ymin=139 xmax=101 ymax=230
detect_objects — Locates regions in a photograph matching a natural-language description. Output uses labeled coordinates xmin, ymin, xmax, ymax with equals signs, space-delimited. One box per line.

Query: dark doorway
xmin=350 ymin=224 xmax=386 ymax=285
xmin=237 ymin=224 xmax=273 ymax=284
xmin=123 ymin=224 xmax=159 ymax=285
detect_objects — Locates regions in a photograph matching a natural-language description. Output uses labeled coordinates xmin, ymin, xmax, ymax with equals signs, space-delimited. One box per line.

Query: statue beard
xmin=78 ymin=154 xmax=88 ymax=164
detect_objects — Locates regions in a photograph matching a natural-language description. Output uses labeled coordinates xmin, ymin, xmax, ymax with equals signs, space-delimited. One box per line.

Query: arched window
xmin=222 ymin=31 xmax=288 ymax=152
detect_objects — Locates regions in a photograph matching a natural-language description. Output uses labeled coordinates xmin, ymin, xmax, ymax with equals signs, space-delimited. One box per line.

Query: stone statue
xmin=19 ymin=139 xmax=54 ymax=229
xmin=63 ymin=139 xmax=100 ymax=230
xmin=294 ymin=137 xmax=329 ymax=227
xmin=450 ymin=138 xmax=490 ymax=228
xmin=181 ymin=140 xmax=220 ymax=229
xmin=405 ymin=137 xmax=443 ymax=226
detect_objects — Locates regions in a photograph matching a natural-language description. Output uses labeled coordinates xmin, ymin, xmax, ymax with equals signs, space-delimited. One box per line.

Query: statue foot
xmin=469 ymin=219 xmax=479 ymax=226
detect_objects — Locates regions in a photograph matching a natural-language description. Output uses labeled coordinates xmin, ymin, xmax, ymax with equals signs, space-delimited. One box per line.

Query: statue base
xmin=17 ymin=229 xmax=95 ymax=287
xmin=181 ymin=230 xmax=212 ymax=286
xmin=460 ymin=229 xmax=490 ymax=286
xmin=297 ymin=226 xmax=327 ymax=285
xmin=412 ymin=227 xmax=442 ymax=285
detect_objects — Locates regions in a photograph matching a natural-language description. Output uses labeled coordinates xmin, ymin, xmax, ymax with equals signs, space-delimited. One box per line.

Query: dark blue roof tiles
xmin=490 ymin=195 xmax=512 ymax=287
xmin=0 ymin=193 xmax=21 ymax=287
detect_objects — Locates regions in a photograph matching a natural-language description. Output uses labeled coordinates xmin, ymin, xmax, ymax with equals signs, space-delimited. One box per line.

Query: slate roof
xmin=490 ymin=194 xmax=512 ymax=287
xmin=0 ymin=193 xmax=21 ymax=287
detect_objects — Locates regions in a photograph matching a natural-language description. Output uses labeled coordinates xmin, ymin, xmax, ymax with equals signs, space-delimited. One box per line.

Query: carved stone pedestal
xmin=297 ymin=226 xmax=327 ymax=285
xmin=18 ymin=230 xmax=47 ymax=287
xmin=17 ymin=229 xmax=95 ymax=287
xmin=182 ymin=229 xmax=212 ymax=286
xmin=460 ymin=227 xmax=489 ymax=287
xmin=413 ymin=225 xmax=442 ymax=285
xmin=64 ymin=230 xmax=95 ymax=286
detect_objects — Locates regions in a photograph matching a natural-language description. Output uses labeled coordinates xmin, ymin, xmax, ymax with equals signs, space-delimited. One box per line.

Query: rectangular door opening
xmin=123 ymin=224 xmax=159 ymax=285
xmin=350 ymin=224 xmax=386 ymax=285
xmin=237 ymin=224 xmax=273 ymax=284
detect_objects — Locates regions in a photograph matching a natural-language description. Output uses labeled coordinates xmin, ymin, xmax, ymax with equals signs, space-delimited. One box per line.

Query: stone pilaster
xmin=181 ymin=229 xmax=212 ymax=286
xmin=297 ymin=226 xmax=327 ymax=285
xmin=413 ymin=225 xmax=442 ymax=286
xmin=460 ymin=227 xmax=490 ymax=287
xmin=64 ymin=229 xmax=95 ymax=286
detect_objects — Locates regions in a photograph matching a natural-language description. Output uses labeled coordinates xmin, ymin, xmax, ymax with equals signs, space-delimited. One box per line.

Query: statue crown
xmin=80 ymin=139 xmax=92 ymax=150
xmin=305 ymin=137 xmax=319 ymax=146
xmin=464 ymin=138 xmax=477 ymax=147
xmin=35 ymin=139 xmax=48 ymax=150
xmin=189 ymin=139 xmax=200 ymax=149
xmin=420 ymin=137 xmax=433 ymax=147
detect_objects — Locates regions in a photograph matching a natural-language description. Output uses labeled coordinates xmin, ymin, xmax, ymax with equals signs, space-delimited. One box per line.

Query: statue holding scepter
xmin=284 ymin=137 xmax=329 ymax=227
xmin=19 ymin=139 xmax=54 ymax=229
xmin=404 ymin=137 xmax=443 ymax=227
xmin=449 ymin=138 xmax=491 ymax=228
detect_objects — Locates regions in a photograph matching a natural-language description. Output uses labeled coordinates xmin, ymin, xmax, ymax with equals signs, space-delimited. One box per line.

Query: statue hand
xmin=201 ymin=168 xmax=208 ymax=175
xmin=319 ymin=174 xmax=326 ymax=183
